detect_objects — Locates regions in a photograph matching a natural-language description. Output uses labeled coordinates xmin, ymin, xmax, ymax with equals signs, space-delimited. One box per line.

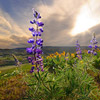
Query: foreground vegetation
xmin=0 ymin=50 xmax=100 ymax=100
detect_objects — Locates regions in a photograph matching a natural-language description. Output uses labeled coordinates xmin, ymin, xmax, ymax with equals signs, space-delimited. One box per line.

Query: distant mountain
xmin=0 ymin=46 xmax=99 ymax=56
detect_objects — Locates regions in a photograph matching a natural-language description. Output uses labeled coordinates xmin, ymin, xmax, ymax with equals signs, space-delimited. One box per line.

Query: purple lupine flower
xmin=28 ymin=39 xmax=34 ymax=43
xmin=30 ymin=21 xmax=34 ymax=24
xmin=95 ymin=45 xmax=98 ymax=49
xmin=29 ymin=27 xmax=35 ymax=32
xmin=38 ymin=32 xmax=41 ymax=36
xmin=37 ymin=67 xmax=40 ymax=72
xmin=76 ymin=40 xmax=82 ymax=59
xmin=33 ymin=9 xmax=41 ymax=19
xmin=88 ymin=45 xmax=92 ymax=48
xmin=40 ymin=28 xmax=44 ymax=32
xmin=30 ymin=66 xmax=34 ymax=73
xmin=88 ymin=50 xmax=91 ymax=54
xmin=38 ymin=22 xmax=44 ymax=27
xmin=27 ymin=57 xmax=32 ymax=63
xmin=30 ymin=70 xmax=34 ymax=73
xmin=93 ymin=52 xmax=97 ymax=55
xmin=88 ymin=33 xmax=98 ymax=56
xmin=26 ymin=48 xmax=32 ymax=54
xmin=26 ymin=8 xmax=44 ymax=73
xmin=33 ymin=19 xmax=36 ymax=23
xmin=30 ymin=19 xmax=36 ymax=24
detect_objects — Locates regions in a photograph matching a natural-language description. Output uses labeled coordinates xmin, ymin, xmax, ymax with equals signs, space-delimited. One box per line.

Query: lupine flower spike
xmin=76 ymin=40 xmax=82 ymax=59
xmin=88 ymin=33 xmax=98 ymax=55
xmin=26 ymin=8 xmax=44 ymax=73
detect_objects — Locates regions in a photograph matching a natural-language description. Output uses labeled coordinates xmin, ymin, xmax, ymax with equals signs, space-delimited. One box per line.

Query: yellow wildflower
xmin=65 ymin=57 xmax=69 ymax=60
xmin=97 ymin=48 xmax=99 ymax=51
xmin=59 ymin=54 xmax=61 ymax=58
xmin=80 ymin=60 xmax=83 ymax=64
xmin=55 ymin=52 xmax=59 ymax=55
xmin=33 ymin=65 xmax=36 ymax=67
xmin=62 ymin=51 xmax=65 ymax=56
xmin=71 ymin=53 xmax=75 ymax=57
xmin=49 ymin=54 xmax=53 ymax=57
xmin=52 ymin=54 xmax=54 ymax=56
xmin=0 ymin=71 xmax=1 ymax=74
xmin=54 ymin=56 xmax=56 ymax=58
xmin=46 ymin=56 xmax=49 ymax=59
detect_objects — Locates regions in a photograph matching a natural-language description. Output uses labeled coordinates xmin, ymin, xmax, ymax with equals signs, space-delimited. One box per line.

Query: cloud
xmin=71 ymin=0 xmax=100 ymax=36
xmin=69 ymin=23 xmax=100 ymax=46
xmin=0 ymin=8 xmax=31 ymax=48
xmin=0 ymin=37 xmax=14 ymax=48
xmin=37 ymin=0 xmax=100 ymax=46
xmin=36 ymin=0 xmax=87 ymax=46
xmin=0 ymin=0 xmax=100 ymax=48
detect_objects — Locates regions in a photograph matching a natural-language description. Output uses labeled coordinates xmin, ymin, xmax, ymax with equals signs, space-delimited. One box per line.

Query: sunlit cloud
xmin=71 ymin=0 xmax=100 ymax=36
xmin=38 ymin=0 xmax=85 ymax=21
xmin=0 ymin=16 xmax=12 ymax=29
xmin=0 ymin=8 xmax=31 ymax=48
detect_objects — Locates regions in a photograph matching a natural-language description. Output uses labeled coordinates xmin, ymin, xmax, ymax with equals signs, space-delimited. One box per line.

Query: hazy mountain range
xmin=0 ymin=46 xmax=94 ymax=56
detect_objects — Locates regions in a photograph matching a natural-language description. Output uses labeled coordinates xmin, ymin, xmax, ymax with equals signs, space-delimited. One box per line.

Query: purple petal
xmin=29 ymin=27 xmax=35 ymax=32
xmin=88 ymin=50 xmax=91 ymax=54
xmin=28 ymin=39 xmax=34 ymax=43
xmin=40 ymin=28 xmax=44 ymax=32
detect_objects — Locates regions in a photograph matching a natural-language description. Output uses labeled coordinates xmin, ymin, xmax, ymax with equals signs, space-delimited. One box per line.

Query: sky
xmin=0 ymin=0 xmax=100 ymax=49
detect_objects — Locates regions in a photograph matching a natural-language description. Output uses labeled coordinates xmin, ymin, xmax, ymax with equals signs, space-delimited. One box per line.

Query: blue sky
xmin=0 ymin=0 xmax=100 ymax=48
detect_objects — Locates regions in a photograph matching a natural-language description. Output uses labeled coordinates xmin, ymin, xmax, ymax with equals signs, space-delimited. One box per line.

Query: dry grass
xmin=0 ymin=74 xmax=28 ymax=100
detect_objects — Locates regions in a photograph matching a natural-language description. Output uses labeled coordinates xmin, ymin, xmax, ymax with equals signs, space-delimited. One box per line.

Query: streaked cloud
xmin=0 ymin=0 xmax=100 ymax=48
xmin=71 ymin=0 xmax=100 ymax=36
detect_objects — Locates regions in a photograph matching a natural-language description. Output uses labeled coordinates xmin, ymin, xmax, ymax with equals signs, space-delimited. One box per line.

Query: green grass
xmin=0 ymin=51 xmax=100 ymax=100
xmin=0 ymin=65 xmax=17 ymax=71
xmin=0 ymin=64 xmax=32 ymax=81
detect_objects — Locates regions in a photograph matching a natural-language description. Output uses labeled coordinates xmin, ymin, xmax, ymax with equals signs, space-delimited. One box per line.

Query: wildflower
xmin=26 ymin=9 xmax=44 ymax=72
xmin=46 ymin=56 xmax=49 ymax=59
xmin=61 ymin=51 xmax=66 ymax=56
xmin=54 ymin=55 xmax=56 ymax=58
xmin=55 ymin=52 xmax=59 ymax=55
xmin=80 ymin=60 xmax=83 ymax=64
xmin=59 ymin=54 xmax=61 ymax=58
xmin=71 ymin=53 xmax=75 ymax=57
xmin=0 ymin=71 xmax=1 ymax=74
xmin=88 ymin=33 xmax=98 ymax=56
xmin=38 ymin=22 xmax=44 ymax=27
xmin=29 ymin=27 xmax=35 ymax=32
xmin=12 ymin=54 xmax=21 ymax=66
xmin=27 ymin=39 xmax=34 ymax=43
xmin=65 ymin=57 xmax=69 ymax=60
xmin=26 ymin=48 xmax=32 ymax=54
xmin=76 ymin=40 xmax=82 ymax=59
xmin=40 ymin=28 xmax=44 ymax=32
xmin=27 ymin=57 xmax=32 ymax=63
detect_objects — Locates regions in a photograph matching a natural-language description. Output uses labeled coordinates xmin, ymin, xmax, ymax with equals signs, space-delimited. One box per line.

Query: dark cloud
xmin=43 ymin=13 xmax=75 ymax=46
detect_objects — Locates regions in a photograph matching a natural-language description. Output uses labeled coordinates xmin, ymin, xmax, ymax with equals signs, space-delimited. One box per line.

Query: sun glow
xmin=71 ymin=4 xmax=98 ymax=36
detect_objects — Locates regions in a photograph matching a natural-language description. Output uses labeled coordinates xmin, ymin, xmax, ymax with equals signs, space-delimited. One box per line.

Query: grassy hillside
xmin=0 ymin=50 xmax=100 ymax=99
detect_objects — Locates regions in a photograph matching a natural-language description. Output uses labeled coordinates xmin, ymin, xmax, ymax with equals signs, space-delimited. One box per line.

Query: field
xmin=0 ymin=48 xmax=100 ymax=100
xmin=0 ymin=46 xmax=91 ymax=67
